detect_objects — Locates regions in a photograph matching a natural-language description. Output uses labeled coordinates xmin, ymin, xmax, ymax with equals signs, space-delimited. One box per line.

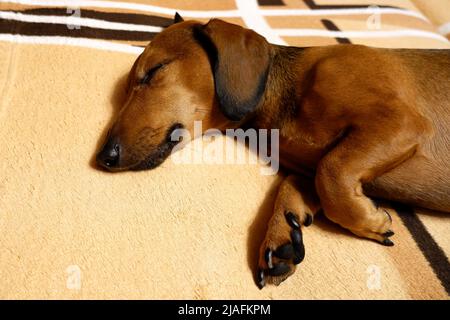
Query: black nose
xmin=97 ymin=137 xmax=121 ymax=169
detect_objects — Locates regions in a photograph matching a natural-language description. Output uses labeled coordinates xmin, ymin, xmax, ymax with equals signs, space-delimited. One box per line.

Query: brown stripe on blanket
xmin=0 ymin=19 xmax=158 ymax=42
xmin=374 ymin=205 xmax=448 ymax=298
xmin=416 ymin=208 xmax=450 ymax=267
xmin=321 ymin=19 xmax=352 ymax=44
xmin=258 ymin=0 xmax=286 ymax=5
xmin=393 ymin=203 xmax=450 ymax=295
xmin=304 ymin=0 xmax=399 ymax=10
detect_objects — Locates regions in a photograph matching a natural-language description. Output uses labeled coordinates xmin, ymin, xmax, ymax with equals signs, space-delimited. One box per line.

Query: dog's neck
xmin=252 ymin=45 xmax=310 ymax=130
xmin=206 ymin=45 xmax=311 ymax=133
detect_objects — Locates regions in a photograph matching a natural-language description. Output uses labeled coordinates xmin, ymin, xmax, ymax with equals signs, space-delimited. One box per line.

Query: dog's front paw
xmin=257 ymin=211 xmax=311 ymax=288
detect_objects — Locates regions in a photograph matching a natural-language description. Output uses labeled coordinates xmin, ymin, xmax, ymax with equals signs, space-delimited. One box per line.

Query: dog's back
xmin=395 ymin=49 xmax=450 ymax=144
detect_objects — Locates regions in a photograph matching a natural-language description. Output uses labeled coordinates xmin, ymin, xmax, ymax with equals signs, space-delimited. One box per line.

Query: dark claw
xmin=264 ymin=248 xmax=273 ymax=269
xmin=290 ymin=229 xmax=302 ymax=246
xmin=382 ymin=230 xmax=395 ymax=238
xmin=257 ymin=268 xmax=265 ymax=289
xmin=268 ymin=262 xmax=290 ymax=276
xmin=291 ymin=229 xmax=305 ymax=264
xmin=293 ymin=254 xmax=303 ymax=265
xmin=293 ymin=245 xmax=305 ymax=265
xmin=382 ymin=238 xmax=394 ymax=246
xmin=274 ymin=243 xmax=294 ymax=260
xmin=304 ymin=213 xmax=313 ymax=227
xmin=285 ymin=211 xmax=300 ymax=229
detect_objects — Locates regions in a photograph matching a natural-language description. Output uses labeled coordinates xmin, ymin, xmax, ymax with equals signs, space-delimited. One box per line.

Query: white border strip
xmin=438 ymin=22 xmax=450 ymax=36
xmin=0 ymin=0 xmax=429 ymax=21
xmin=276 ymin=28 xmax=449 ymax=42
xmin=0 ymin=34 xmax=143 ymax=54
xmin=261 ymin=7 xmax=427 ymax=20
xmin=235 ymin=0 xmax=286 ymax=45
xmin=0 ymin=11 xmax=163 ymax=32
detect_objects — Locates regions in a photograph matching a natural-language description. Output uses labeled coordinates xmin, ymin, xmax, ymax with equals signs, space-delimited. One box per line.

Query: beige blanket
xmin=0 ymin=0 xmax=449 ymax=299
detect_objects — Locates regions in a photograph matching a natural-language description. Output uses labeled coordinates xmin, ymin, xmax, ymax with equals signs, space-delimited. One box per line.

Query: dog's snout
xmin=97 ymin=137 xmax=121 ymax=170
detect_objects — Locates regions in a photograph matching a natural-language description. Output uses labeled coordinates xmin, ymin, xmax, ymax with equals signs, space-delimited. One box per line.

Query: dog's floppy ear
xmin=195 ymin=19 xmax=271 ymax=121
xmin=173 ymin=12 xmax=184 ymax=24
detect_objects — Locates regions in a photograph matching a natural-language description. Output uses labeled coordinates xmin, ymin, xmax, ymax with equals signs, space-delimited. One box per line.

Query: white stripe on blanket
xmin=235 ymin=0 xmax=286 ymax=45
xmin=438 ymin=22 xmax=450 ymax=36
xmin=276 ymin=28 xmax=449 ymax=42
xmin=0 ymin=11 xmax=163 ymax=32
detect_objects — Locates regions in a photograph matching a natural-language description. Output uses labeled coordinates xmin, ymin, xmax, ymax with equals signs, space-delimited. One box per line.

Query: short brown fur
xmin=96 ymin=18 xmax=450 ymax=287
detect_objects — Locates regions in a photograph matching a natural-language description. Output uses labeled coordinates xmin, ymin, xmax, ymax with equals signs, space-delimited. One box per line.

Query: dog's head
xmin=96 ymin=15 xmax=271 ymax=171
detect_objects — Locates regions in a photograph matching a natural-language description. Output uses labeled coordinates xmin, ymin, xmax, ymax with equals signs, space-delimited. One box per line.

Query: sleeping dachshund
xmin=96 ymin=14 xmax=450 ymax=288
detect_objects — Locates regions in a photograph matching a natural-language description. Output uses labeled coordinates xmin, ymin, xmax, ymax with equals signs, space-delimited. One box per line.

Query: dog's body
xmin=362 ymin=49 xmax=450 ymax=211
xmin=269 ymin=46 xmax=450 ymax=212
xmin=96 ymin=17 xmax=450 ymax=288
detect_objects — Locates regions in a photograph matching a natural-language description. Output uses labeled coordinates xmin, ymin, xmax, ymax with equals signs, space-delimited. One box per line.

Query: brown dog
xmin=96 ymin=14 xmax=450 ymax=288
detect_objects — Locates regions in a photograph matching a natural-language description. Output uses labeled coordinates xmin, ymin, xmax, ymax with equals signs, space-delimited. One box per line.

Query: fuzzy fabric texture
xmin=412 ymin=0 xmax=450 ymax=39
xmin=0 ymin=0 xmax=449 ymax=299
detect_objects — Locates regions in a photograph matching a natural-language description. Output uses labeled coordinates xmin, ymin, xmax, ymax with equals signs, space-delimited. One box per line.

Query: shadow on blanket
xmin=89 ymin=72 xmax=129 ymax=170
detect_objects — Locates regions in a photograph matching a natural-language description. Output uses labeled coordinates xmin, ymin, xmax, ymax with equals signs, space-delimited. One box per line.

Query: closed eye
xmin=139 ymin=63 xmax=164 ymax=85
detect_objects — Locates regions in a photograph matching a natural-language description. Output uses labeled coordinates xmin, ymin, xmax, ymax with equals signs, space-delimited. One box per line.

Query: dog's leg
xmin=315 ymin=121 xmax=422 ymax=245
xmin=257 ymin=174 xmax=321 ymax=288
